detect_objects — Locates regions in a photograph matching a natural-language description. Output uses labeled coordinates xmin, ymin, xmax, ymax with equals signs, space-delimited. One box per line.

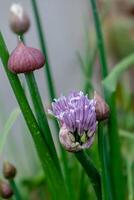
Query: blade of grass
xmin=0 ymin=32 xmax=67 ymax=200
xmin=0 ymin=107 xmax=21 ymax=155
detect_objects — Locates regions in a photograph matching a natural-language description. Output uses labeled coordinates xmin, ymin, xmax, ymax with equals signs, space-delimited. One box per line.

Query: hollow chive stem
xmin=9 ymin=180 xmax=21 ymax=200
xmin=24 ymin=72 xmax=60 ymax=171
xmin=0 ymin=32 xmax=68 ymax=200
xmin=89 ymin=0 xmax=108 ymax=78
xmin=75 ymin=151 xmax=102 ymax=200
xmin=29 ymin=2 xmax=72 ymax=197
xmin=98 ymin=122 xmax=113 ymax=200
xmin=18 ymin=35 xmax=61 ymax=171
xmin=89 ymin=1 xmax=125 ymax=199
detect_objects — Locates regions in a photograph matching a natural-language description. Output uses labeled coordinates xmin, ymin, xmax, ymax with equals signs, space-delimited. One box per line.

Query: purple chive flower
xmin=49 ymin=91 xmax=97 ymax=152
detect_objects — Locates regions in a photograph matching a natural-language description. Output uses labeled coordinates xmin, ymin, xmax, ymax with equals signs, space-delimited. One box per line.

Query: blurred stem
xmin=83 ymin=47 xmax=97 ymax=94
xmin=78 ymin=170 xmax=88 ymax=200
xmin=25 ymin=72 xmax=60 ymax=171
xmin=98 ymin=122 xmax=113 ymax=200
xmin=126 ymin=160 xmax=133 ymax=200
xmin=90 ymin=1 xmax=125 ymax=199
xmin=89 ymin=0 xmax=108 ymax=78
xmin=9 ymin=180 xmax=22 ymax=200
xmin=0 ymin=32 xmax=67 ymax=199
xmin=75 ymin=151 xmax=102 ymax=200
xmin=107 ymin=92 xmax=125 ymax=200
xmin=31 ymin=0 xmax=56 ymax=101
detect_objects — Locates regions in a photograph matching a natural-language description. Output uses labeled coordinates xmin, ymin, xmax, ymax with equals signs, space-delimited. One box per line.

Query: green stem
xmin=0 ymin=32 xmax=67 ymax=200
xmin=89 ymin=0 xmax=108 ymax=78
xmin=90 ymin=1 xmax=125 ymax=199
xmin=108 ymin=92 xmax=125 ymax=200
xmin=98 ymin=122 xmax=113 ymax=200
xmin=31 ymin=0 xmax=56 ymax=101
xmin=29 ymin=2 xmax=72 ymax=197
xmin=127 ymin=160 xmax=133 ymax=200
xmin=24 ymin=72 xmax=60 ymax=171
xmin=9 ymin=180 xmax=21 ymax=200
xmin=75 ymin=151 xmax=102 ymax=200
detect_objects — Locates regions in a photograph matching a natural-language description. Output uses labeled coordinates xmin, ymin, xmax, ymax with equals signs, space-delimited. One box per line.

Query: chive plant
xmin=0 ymin=1 xmax=133 ymax=199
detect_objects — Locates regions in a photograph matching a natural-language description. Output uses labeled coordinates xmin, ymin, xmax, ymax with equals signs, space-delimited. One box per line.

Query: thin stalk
xmin=75 ymin=151 xmax=102 ymax=200
xmin=30 ymin=2 xmax=71 ymax=197
xmin=24 ymin=72 xmax=60 ymax=171
xmin=126 ymin=160 xmax=133 ymax=200
xmin=31 ymin=0 xmax=56 ymax=101
xmin=107 ymin=92 xmax=125 ymax=200
xmin=98 ymin=122 xmax=113 ymax=200
xmin=0 ymin=32 xmax=67 ymax=200
xmin=89 ymin=1 xmax=125 ymax=199
xmin=89 ymin=0 xmax=108 ymax=78
xmin=83 ymin=46 xmax=97 ymax=94
xmin=9 ymin=180 xmax=21 ymax=200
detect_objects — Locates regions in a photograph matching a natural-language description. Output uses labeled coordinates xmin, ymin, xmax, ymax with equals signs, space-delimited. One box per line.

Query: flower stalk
xmin=0 ymin=32 xmax=68 ymax=200
xmin=75 ymin=151 xmax=102 ymax=200
xmin=89 ymin=1 xmax=125 ymax=199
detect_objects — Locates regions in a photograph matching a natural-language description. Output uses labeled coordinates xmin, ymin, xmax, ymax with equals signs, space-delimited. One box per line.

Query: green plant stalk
xmin=0 ymin=32 xmax=67 ymax=200
xmin=9 ymin=180 xmax=22 ymax=200
xmin=83 ymin=46 xmax=97 ymax=94
xmin=75 ymin=151 xmax=102 ymax=200
xmin=89 ymin=0 xmax=108 ymax=78
xmin=107 ymin=93 xmax=125 ymax=200
xmin=24 ymin=72 xmax=61 ymax=171
xmin=98 ymin=122 xmax=113 ymax=200
xmin=30 ymin=0 xmax=56 ymax=101
xmin=20 ymin=34 xmax=61 ymax=173
xmin=127 ymin=160 xmax=133 ymax=200
xmin=102 ymin=54 xmax=134 ymax=199
xmin=30 ymin=1 xmax=73 ymax=197
xmin=90 ymin=1 xmax=126 ymax=199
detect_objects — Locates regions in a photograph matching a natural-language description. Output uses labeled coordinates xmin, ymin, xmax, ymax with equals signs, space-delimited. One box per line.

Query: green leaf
xmin=0 ymin=107 xmax=21 ymax=155
xmin=102 ymin=54 xmax=134 ymax=93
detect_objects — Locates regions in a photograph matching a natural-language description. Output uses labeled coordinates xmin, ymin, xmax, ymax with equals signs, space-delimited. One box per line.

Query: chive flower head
xmin=49 ymin=91 xmax=97 ymax=151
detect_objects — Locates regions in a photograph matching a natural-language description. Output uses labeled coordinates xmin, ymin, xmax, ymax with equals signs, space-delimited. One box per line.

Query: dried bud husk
xmin=0 ymin=180 xmax=13 ymax=199
xmin=8 ymin=42 xmax=45 ymax=73
xmin=94 ymin=91 xmax=110 ymax=121
xmin=10 ymin=3 xmax=30 ymax=35
xmin=3 ymin=161 xmax=17 ymax=180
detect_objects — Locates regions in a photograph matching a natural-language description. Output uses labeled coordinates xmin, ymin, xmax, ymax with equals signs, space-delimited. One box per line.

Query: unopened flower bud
xmin=94 ymin=91 xmax=110 ymax=121
xmin=3 ymin=161 xmax=17 ymax=180
xmin=10 ymin=3 xmax=30 ymax=35
xmin=8 ymin=42 xmax=45 ymax=73
xmin=0 ymin=180 xmax=13 ymax=199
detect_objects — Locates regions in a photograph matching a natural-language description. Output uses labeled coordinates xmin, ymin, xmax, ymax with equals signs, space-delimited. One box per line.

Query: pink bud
xmin=94 ymin=91 xmax=110 ymax=121
xmin=0 ymin=180 xmax=13 ymax=199
xmin=8 ymin=42 xmax=45 ymax=73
